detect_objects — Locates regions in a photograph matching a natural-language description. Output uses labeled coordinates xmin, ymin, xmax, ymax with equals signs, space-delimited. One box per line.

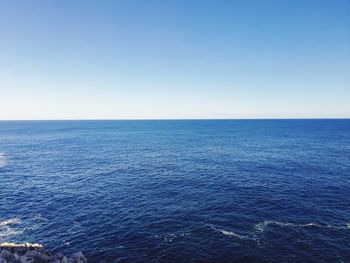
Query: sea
xmin=0 ymin=120 xmax=349 ymax=262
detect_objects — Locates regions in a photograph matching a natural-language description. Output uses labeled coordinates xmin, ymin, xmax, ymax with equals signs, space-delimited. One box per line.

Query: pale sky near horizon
xmin=0 ymin=0 xmax=349 ymax=120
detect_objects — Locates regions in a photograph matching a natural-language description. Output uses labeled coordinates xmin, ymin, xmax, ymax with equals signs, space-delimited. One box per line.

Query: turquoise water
xmin=0 ymin=120 xmax=349 ymax=262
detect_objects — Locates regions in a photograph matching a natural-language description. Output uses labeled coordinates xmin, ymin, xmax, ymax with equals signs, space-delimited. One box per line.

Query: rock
xmin=49 ymin=253 xmax=68 ymax=263
xmin=51 ymin=253 xmax=64 ymax=261
xmin=23 ymin=250 xmax=50 ymax=263
xmin=19 ymin=255 xmax=34 ymax=263
xmin=14 ymin=253 xmax=20 ymax=260
xmin=68 ymin=252 xmax=86 ymax=263
xmin=0 ymin=244 xmax=86 ymax=263
xmin=49 ymin=254 xmax=64 ymax=263
xmin=0 ymin=250 xmax=14 ymax=261
xmin=0 ymin=243 xmax=43 ymax=251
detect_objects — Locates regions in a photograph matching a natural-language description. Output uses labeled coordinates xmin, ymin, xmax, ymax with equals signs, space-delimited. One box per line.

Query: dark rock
xmin=68 ymin=252 xmax=86 ymax=263
xmin=0 ymin=250 xmax=14 ymax=261
xmin=0 ymin=244 xmax=86 ymax=263
xmin=19 ymin=255 xmax=34 ymax=263
xmin=23 ymin=250 xmax=50 ymax=263
xmin=51 ymin=253 xmax=64 ymax=261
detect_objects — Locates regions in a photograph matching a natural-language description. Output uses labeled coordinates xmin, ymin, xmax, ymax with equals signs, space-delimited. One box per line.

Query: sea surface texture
xmin=0 ymin=120 xmax=349 ymax=262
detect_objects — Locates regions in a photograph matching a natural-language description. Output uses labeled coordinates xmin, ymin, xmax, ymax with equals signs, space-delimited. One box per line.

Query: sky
xmin=0 ymin=0 xmax=349 ymax=120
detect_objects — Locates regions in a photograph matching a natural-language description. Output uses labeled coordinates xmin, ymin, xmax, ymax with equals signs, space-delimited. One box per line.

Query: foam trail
xmin=254 ymin=221 xmax=349 ymax=232
xmin=209 ymin=224 xmax=250 ymax=240
xmin=0 ymin=153 xmax=7 ymax=168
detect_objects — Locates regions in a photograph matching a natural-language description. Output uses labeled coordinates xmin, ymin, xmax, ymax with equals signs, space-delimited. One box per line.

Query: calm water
xmin=0 ymin=120 xmax=349 ymax=262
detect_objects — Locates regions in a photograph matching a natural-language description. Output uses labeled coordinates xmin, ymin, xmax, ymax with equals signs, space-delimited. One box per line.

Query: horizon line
xmin=0 ymin=117 xmax=350 ymax=122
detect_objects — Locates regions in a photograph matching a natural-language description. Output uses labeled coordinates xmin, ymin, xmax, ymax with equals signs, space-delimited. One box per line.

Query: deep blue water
xmin=0 ymin=120 xmax=350 ymax=262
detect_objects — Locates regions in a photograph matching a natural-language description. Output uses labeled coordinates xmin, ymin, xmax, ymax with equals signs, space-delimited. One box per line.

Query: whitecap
xmin=0 ymin=153 xmax=7 ymax=168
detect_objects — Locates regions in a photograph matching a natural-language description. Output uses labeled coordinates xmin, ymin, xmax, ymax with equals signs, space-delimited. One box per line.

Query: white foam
xmin=254 ymin=220 xmax=348 ymax=232
xmin=205 ymin=220 xmax=349 ymax=249
xmin=0 ymin=153 xmax=7 ymax=168
xmin=0 ymin=218 xmax=23 ymax=241
xmin=155 ymin=232 xmax=188 ymax=243
xmin=0 ymin=215 xmax=49 ymax=242
xmin=209 ymin=224 xmax=250 ymax=240
xmin=0 ymin=226 xmax=23 ymax=238
xmin=0 ymin=217 xmax=21 ymax=227
xmin=33 ymin=214 xmax=48 ymax=222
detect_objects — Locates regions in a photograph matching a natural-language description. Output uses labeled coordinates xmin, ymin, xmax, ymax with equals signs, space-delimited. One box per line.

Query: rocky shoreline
xmin=0 ymin=243 xmax=87 ymax=263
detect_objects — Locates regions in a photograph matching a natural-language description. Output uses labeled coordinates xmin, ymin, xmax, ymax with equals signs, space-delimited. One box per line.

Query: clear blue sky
xmin=0 ymin=0 xmax=349 ymax=119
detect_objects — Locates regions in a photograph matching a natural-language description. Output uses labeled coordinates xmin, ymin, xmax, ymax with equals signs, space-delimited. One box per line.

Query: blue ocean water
xmin=0 ymin=120 xmax=349 ymax=262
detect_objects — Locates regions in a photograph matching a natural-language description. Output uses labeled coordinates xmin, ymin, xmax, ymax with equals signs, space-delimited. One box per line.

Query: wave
xmin=254 ymin=220 xmax=350 ymax=233
xmin=208 ymin=224 xmax=251 ymax=241
xmin=0 ymin=215 xmax=48 ymax=242
xmin=0 ymin=227 xmax=23 ymax=239
xmin=0 ymin=217 xmax=23 ymax=240
xmin=208 ymin=220 xmax=349 ymax=246
xmin=0 ymin=152 xmax=7 ymax=168
xmin=0 ymin=217 xmax=21 ymax=227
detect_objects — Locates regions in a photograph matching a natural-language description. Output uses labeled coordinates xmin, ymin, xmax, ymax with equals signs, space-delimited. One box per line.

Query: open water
xmin=0 ymin=120 xmax=349 ymax=262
